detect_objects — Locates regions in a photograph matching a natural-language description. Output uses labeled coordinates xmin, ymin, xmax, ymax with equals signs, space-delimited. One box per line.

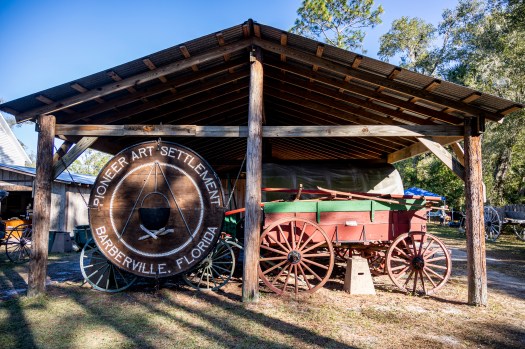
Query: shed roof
xmin=0 ymin=20 xmax=522 ymax=174
xmin=0 ymin=163 xmax=95 ymax=186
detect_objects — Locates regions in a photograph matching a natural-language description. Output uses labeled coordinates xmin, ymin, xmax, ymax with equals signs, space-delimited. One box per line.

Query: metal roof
xmin=0 ymin=163 xmax=95 ymax=186
xmin=0 ymin=20 xmax=522 ymax=174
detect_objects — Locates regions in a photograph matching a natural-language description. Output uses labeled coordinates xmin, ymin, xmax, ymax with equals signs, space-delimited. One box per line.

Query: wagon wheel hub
xmin=287 ymin=250 xmax=301 ymax=264
xmin=411 ymin=256 xmax=425 ymax=270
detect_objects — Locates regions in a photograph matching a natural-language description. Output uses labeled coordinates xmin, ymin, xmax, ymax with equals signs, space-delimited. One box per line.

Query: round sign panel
xmin=88 ymin=141 xmax=225 ymax=277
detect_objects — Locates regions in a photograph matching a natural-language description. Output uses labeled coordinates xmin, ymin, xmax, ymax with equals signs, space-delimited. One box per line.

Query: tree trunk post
xmin=464 ymin=117 xmax=487 ymax=306
xmin=243 ymin=46 xmax=263 ymax=303
xmin=27 ymin=114 xmax=55 ymax=297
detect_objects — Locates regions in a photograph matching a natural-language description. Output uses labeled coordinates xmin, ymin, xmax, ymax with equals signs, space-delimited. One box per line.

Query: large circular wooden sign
xmin=88 ymin=141 xmax=225 ymax=277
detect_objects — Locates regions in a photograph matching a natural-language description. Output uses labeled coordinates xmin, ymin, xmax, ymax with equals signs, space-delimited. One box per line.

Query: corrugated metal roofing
xmin=0 ymin=163 xmax=95 ymax=186
xmin=0 ymin=20 xmax=522 ymax=173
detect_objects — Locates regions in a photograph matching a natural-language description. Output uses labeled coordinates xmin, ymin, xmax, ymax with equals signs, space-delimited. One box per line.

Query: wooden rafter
xmin=264 ymin=59 xmax=463 ymax=124
xmin=91 ymin=71 xmax=250 ymax=125
xmin=253 ymin=38 xmax=502 ymax=121
xmin=418 ymin=137 xmax=465 ymax=180
xmin=265 ymin=71 xmax=435 ymax=126
xmin=62 ymin=60 xmax=246 ymax=123
xmin=15 ymin=39 xmax=252 ymax=121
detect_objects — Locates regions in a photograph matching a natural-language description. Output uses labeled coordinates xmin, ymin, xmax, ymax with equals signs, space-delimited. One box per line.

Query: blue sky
xmin=0 ymin=0 xmax=459 ymax=156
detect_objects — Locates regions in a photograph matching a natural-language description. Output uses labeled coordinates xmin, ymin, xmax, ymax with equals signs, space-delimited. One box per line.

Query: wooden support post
xmin=464 ymin=118 xmax=487 ymax=306
xmin=27 ymin=114 xmax=55 ymax=297
xmin=243 ymin=46 xmax=263 ymax=303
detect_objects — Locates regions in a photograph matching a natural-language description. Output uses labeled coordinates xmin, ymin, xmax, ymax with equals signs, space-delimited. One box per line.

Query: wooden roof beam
xmin=96 ymin=72 xmax=250 ymax=125
xmin=70 ymin=83 xmax=105 ymax=104
xmin=268 ymin=100 xmax=412 ymax=149
xmin=264 ymin=59 xmax=463 ymax=124
xmin=265 ymin=84 xmax=397 ymax=126
xmin=280 ymin=33 xmax=287 ymax=62
xmin=215 ymin=33 xmax=232 ymax=63
xmin=387 ymin=67 xmax=402 ymax=80
xmin=461 ymin=92 xmax=482 ymax=104
xmin=266 ymin=69 xmax=437 ymax=126
xmin=387 ymin=136 xmax=463 ymax=163
xmin=142 ymin=58 xmax=168 ymax=83
xmin=312 ymin=44 xmax=324 ymax=72
xmin=499 ymin=104 xmax=522 ymax=115
xmin=179 ymin=46 xmax=199 ymax=72
xmin=252 ymin=38 xmax=501 ymax=121
xmin=137 ymin=89 xmax=249 ymax=125
xmin=107 ymin=71 xmax=137 ymax=93
xmin=54 ymin=123 xmax=455 ymax=138
xmin=15 ymin=39 xmax=252 ymax=121
xmin=35 ymin=95 xmax=74 ymax=114
xmin=424 ymin=79 xmax=441 ymax=92
xmin=64 ymin=60 xmax=247 ymax=123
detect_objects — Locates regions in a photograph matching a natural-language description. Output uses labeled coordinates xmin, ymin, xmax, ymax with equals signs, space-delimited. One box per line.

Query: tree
xmin=291 ymin=0 xmax=383 ymax=51
xmin=67 ymin=149 xmax=111 ymax=176
xmin=378 ymin=17 xmax=437 ymax=74
xmin=381 ymin=0 xmax=525 ymax=206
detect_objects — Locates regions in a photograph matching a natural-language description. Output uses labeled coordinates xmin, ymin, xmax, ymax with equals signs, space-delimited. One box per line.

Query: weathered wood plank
xmin=52 ymin=137 xmax=98 ymax=179
xmin=253 ymin=38 xmax=502 ymax=121
xmin=16 ymin=39 xmax=252 ymax=122
xmin=55 ymin=124 xmax=463 ymax=137
xmin=243 ymin=46 xmax=263 ymax=303
xmin=387 ymin=136 xmax=463 ymax=163
xmin=28 ymin=114 xmax=55 ymax=297
xmin=451 ymin=142 xmax=465 ymax=166
xmin=464 ymin=118 xmax=487 ymax=306
xmin=418 ymin=137 xmax=465 ymax=180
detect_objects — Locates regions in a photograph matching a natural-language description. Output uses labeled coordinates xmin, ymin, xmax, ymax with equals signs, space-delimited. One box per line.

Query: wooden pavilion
xmin=1 ymin=20 xmax=522 ymax=305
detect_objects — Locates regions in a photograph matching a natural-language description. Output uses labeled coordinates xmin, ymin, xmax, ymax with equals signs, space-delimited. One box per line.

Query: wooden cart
xmin=256 ymin=187 xmax=452 ymax=296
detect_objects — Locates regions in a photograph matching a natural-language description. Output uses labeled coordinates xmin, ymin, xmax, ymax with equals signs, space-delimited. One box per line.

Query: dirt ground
xmin=1 ymin=226 xmax=525 ymax=349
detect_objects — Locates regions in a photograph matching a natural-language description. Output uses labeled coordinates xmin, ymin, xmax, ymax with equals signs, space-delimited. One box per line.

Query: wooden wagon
xmin=255 ymin=187 xmax=451 ymax=296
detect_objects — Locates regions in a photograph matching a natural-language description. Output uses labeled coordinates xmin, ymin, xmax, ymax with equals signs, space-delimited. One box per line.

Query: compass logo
xmin=88 ymin=141 xmax=225 ymax=277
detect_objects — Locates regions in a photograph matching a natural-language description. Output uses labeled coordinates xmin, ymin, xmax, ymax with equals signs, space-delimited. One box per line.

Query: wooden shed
xmin=0 ymin=20 xmax=522 ymax=305
xmin=0 ymin=163 xmax=93 ymax=233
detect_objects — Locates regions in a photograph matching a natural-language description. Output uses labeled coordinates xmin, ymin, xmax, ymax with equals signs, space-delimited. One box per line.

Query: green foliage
xmin=291 ymin=0 xmax=383 ymax=51
xmin=394 ymin=154 xmax=464 ymax=209
xmin=383 ymin=0 xmax=525 ymax=207
xmin=67 ymin=149 xmax=111 ymax=176
xmin=378 ymin=17 xmax=437 ymax=74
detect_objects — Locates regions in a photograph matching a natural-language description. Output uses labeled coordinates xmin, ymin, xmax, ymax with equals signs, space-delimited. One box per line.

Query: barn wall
xmin=65 ymin=186 xmax=90 ymax=232
xmin=50 ymin=183 xmax=67 ymax=231
xmin=0 ymin=168 xmax=91 ymax=233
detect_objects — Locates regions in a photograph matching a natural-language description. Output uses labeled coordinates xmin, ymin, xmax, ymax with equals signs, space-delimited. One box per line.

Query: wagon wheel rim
xmin=258 ymin=217 xmax=334 ymax=296
xmin=484 ymin=206 xmax=502 ymax=241
xmin=514 ymin=225 xmax=525 ymax=242
xmin=386 ymin=232 xmax=451 ymax=296
xmin=80 ymin=239 xmax=137 ymax=293
xmin=5 ymin=224 xmax=32 ymax=264
xmin=183 ymin=239 xmax=235 ymax=291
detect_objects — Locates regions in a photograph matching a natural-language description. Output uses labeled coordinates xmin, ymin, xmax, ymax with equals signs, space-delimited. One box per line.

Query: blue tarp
xmin=404 ymin=187 xmax=445 ymax=200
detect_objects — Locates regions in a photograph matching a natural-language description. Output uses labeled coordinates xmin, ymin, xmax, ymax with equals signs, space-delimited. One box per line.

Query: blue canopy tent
xmin=404 ymin=187 xmax=445 ymax=201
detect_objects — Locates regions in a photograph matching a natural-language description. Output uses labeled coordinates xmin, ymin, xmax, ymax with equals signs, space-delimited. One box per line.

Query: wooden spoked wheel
xmin=386 ymin=232 xmax=451 ymax=295
xmin=513 ymin=225 xmax=525 ymax=242
xmin=363 ymin=249 xmax=386 ymax=276
xmin=80 ymin=239 xmax=137 ymax=293
xmin=183 ymin=239 xmax=235 ymax=291
xmin=5 ymin=224 xmax=32 ymax=263
xmin=258 ymin=217 xmax=334 ymax=295
xmin=334 ymin=246 xmax=351 ymax=261
xmin=484 ymin=206 xmax=502 ymax=241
